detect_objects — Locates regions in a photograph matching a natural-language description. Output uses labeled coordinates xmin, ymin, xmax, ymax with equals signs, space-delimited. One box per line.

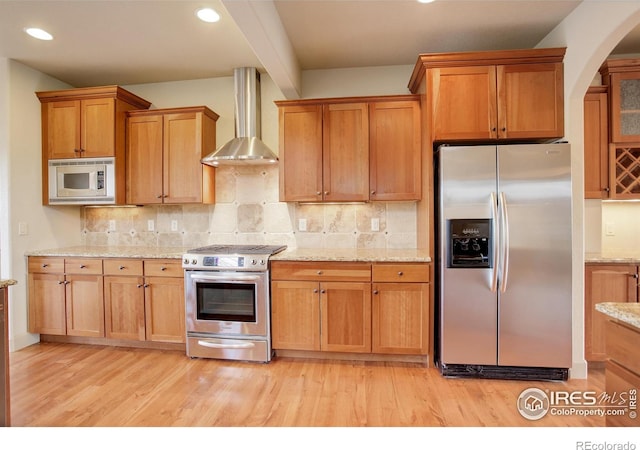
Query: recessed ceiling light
xmin=417 ymin=0 xmax=435 ymax=3
xmin=24 ymin=27 xmax=53 ymax=40
xmin=196 ymin=7 xmax=220 ymax=23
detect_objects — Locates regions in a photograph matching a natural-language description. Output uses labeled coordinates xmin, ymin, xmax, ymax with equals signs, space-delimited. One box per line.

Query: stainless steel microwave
xmin=48 ymin=157 xmax=116 ymax=205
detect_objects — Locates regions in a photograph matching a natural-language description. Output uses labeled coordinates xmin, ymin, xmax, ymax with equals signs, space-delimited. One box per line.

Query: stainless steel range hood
xmin=201 ymin=67 xmax=278 ymax=166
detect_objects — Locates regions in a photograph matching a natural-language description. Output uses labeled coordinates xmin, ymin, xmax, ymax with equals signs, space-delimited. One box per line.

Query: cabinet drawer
xmin=103 ymin=259 xmax=144 ymax=276
xmin=605 ymin=360 xmax=640 ymax=427
xmin=271 ymin=261 xmax=371 ymax=282
xmin=372 ymin=263 xmax=430 ymax=282
xmin=606 ymin=320 xmax=640 ymax=375
xmin=28 ymin=257 xmax=64 ymax=274
xmin=144 ymin=259 xmax=183 ymax=277
xmin=64 ymin=258 xmax=103 ymax=275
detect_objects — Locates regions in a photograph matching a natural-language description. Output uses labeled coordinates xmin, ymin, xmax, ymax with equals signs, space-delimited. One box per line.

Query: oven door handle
xmin=197 ymin=339 xmax=256 ymax=349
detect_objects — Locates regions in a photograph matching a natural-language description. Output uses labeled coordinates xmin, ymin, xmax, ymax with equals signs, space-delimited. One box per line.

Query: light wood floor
xmin=9 ymin=342 xmax=607 ymax=427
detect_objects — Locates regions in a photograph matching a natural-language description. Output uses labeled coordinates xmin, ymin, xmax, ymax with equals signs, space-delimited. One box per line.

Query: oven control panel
xmin=182 ymin=254 xmax=268 ymax=270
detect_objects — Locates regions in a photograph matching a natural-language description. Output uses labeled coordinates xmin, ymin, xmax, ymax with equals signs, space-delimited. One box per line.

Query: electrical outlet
xmin=605 ymin=222 xmax=615 ymax=236
xmin=108 ymin=220 xmax=116 ymax=231
xmin=171 ymin=220 xmax=179 ymax=232
xmin=147 ymin=220 xmax=155 ymax=232
xmin=298 ymin=218 xmax=307 ymax=231
xmin=371 ymin=218 xmax=380 ymax=231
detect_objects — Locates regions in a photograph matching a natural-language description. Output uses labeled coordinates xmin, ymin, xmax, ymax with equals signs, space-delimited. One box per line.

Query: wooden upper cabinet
xmin=323 ymin=102 xmax=369 ymax=202
xmin=276 ymin=95 xmax=421 ymax=202
xmin=37 ymin=86 xmax=151 ymax=159
xmin=584 ymin=86 xmax=610 ymax=199
xmin=369 ymin=100 xmax=421 ymax=200
xmin=277 ymin=104 xmax=323 ymax=202
xmin=600 ymin=59 xmax=640 ymax=143
xmin=126 ymin=106 xmax=218 ymax=205
xmin=410 ymin=47 xmax=565 ymax=142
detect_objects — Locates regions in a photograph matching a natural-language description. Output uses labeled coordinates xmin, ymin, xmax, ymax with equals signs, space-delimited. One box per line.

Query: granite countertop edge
xmin=0 ymin=279 xmax=17 ymax=289
xmin=595 ymin=302 xmax=640 ymax=330
xmin=585 ymin=252 xmax=640 ymax=263
xmin=25 ymin=246 xmax=432 ymax=263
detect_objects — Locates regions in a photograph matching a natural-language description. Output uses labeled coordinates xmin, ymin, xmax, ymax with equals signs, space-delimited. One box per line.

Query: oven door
xmin=185 ymin=270 xmax=269 ymax=338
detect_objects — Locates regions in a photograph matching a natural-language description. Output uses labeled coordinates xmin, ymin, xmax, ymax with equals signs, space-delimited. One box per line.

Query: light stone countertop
xmin=0 ymin=279 xmax=17 ymax=289
xmin=25 ymin=246 xmax=432 ymax=263
xmin=595 ymin=302 xmax=640 ymax=330
xmin=25 ymin=245 xmax=189 ymax=259
xmin=585 ymin=252 xmax=640 ymax=264
xmin=271 ymin=247 xmax=431 ymax=263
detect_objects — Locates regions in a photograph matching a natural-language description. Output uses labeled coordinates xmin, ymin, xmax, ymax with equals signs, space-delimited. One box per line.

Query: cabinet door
xmin=81 ymin=98 xmax=115 ymax=157
xmin=584 ymin=88 xmax=610 ymax=199
xmin=609 ymin=72 xmax=640 ymax=143
xmin=46 ymin=100 xmax=81 ymax=159
xmin=271 ymin=280 xmax=320 ymax=351
xmin=144 ymin=276 xmax=185 ymax=343
xmin=497 ymin=62 xmax=564 ymax=140
xmin=65 ymin=274 xmax=105 ymax=338
xmin=320 ymin=282 xmax=371 ymax=353
xmin=369 ymin=100 xmax=421 ymax=201
xmin=584 ymin=264 xmax=637 ymax=362
xmin=126 ymin=114 xmax=164 ymax=204
xmin=163 ymin=112 xmax=203 ymax=204
xmin=429 ymin=65 xmax=497 ymax=141
xmin=278 ymin=105 xmax=323 ymax=202
xmin=104 ymin=276 xmax=145 ymax=341
xmin=323 ymin=103 xmax=370 ymax=202
xmin=27 ymin=273 xmax=66 ymax=335
xmin=372 ymin=282 xmax=429 ymax=355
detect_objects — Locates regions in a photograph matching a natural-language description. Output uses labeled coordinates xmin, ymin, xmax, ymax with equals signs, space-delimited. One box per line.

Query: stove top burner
xmin=186 ymin=244 xmax=287 ymax=255
xmin=182 ymin=244 xmax=287 ymax=271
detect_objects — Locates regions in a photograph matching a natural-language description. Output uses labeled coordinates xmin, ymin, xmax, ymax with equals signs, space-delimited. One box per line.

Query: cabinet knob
xmin=313 ymin=289 xmax=318 ymax=294
xmin=492 ymin=127 xmax=497 ymax=132
xmin=398 ymin=271 xmax=404 ymax=276
xmin=143 ymin=283 xmax=150 ymax=288
xmin=57 ymin=280 xmax=65 ymax=285
xmin=64 ymin=281 xmax=70 ymax=285
xmin=373 ymin=290 xmax=379 ymax=295
xmin=317 ymin=270 xmax=323 ymax=275
xmin=156 ymin=194 xmax=163 ymax=199
xmin=161 ymin=267 xmax=167 ymax=271
xmin=80 ymin=264 xmax=86 ymax=269
xmin=119 ymin=265 xmax=125 ymax=270
xmin=371 ymin=190 xmax=376 ymax=195
xmin=316 ymin=191 xmax=322 ymax=196
xmin=324 ymin=191 xmax=329 ymax=195
xmin=320 ymin=289 xmax=326 ymax=294
xmin=501 ymin=127 xmax=506 ymax=132
xmin=604 ymin=187 xmax=610 ymax=192
xmin=137 ymin=284 xmax=143 ymax=288
xmin=41 ymin=263 xmax=49 ymax=268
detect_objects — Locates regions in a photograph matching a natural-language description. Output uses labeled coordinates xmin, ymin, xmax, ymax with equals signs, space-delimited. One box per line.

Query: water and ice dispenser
xmin=448 ymin=219 xmax=492 ymax=268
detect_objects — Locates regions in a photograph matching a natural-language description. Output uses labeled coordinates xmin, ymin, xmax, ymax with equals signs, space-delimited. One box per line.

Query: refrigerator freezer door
xmin=439 ymin=145 xmax=498 ymax=365
xmin=496 ymin=143 xmax=572 ymax=368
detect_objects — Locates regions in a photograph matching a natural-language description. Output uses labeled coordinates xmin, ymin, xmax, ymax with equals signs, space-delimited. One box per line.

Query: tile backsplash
xmin=80 ymin=166 xmax=418 ymax=249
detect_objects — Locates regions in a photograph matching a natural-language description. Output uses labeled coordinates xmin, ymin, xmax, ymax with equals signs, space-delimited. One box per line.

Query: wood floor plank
xmin=9 ymin=342 xmax=607 ymax=427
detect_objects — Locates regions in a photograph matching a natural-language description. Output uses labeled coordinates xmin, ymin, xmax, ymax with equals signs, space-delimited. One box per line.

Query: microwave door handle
xmin=89 ymin=170 xmax=98 ymax=190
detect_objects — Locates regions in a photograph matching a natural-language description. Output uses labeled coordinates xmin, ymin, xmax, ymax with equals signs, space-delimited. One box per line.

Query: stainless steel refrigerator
xmin=435 ymin=143 xmax=572 ymax=381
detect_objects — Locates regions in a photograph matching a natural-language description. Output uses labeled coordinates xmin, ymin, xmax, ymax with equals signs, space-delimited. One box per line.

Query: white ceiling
xmin=0 ymin=0 xmax=639 ymax=99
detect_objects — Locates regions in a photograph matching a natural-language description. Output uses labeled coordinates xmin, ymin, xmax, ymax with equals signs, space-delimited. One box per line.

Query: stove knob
xmin=183 ymin=258 xmax=189 ymax=264
xmin=191 ymin=259 xmax=198 ymax=265
xmin=260 ymin=259 xmax=266 ymax=265
xmin=251 ymin=259 xmax=257 ymax=265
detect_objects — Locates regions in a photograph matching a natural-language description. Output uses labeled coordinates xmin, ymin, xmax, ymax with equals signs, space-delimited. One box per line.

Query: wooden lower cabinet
xmin=584 ymin=263 xmax=638 ymax=362
xmin=270 ymin=261 xmax=430 ymax=358
xmin=29 ymin=256 xmax=184 ymax=347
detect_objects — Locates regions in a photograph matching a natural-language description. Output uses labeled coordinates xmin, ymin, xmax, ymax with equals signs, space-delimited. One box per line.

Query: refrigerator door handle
xmin=499 ymin=191 xmax=510 ymax=293
xmin=490 ymin=192 xmax=500 ymax=293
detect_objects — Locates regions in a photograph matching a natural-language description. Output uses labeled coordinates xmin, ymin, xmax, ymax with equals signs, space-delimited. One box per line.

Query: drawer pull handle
xmin=80 ymin=264 xmax=86 ymax=269
xmin=119 ymin=266 xmax=126 ymax=270
xmin=161 ymin=267 xmax=167 ymax=271
xmin=317 ymin=270 xmax=323 ymax=275
xmin=41 ymin=263 xmax=49 ymax=268
xmin=398 ymin=271 xmax=403 ymax=276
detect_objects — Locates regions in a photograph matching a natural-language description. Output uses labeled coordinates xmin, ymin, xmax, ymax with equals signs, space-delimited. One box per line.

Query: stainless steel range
xmin=182 ymin=244 xmax=287 ymax=363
